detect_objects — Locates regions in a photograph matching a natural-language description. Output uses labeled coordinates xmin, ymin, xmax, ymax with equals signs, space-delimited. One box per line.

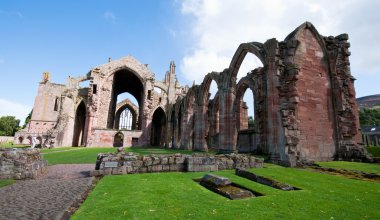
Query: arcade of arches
xmin=15 ymin=22 xmax=369 ymax=166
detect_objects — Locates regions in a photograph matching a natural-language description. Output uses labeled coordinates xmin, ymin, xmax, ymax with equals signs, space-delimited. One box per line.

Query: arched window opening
xmin=119 ymin=108 xmax=133 ymax=130
xmin=108 ymin=69 xmax=143 ymax=129
xmin=208 ymin=91 xmax=219 ymax=150
xmin=115 ymin=93 xmax=139 ymax=130
xmin=114 ymin=132 xmax=124 ymax=147
xmin=18 ymin=136 xmax=24 ymax=144
xmin=233 ymin=51 xmax=263 ymax=153
xmin=241 ymin=90 xmax=254 ymax=131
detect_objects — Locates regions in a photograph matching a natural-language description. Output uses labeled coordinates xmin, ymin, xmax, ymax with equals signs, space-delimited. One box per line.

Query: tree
xmin=0 ymin=116 xmax=20 ymax=136
xmin=359 ymin=108 xmax=380 ymax=126
xmin=248 ymin=116 xmax=255 ymax=129
xmin=22 ymin=109 xmax=33 ymax=129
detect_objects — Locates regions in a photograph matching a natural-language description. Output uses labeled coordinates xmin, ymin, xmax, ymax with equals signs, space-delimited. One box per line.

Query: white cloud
xmin=0 ymin=98 xmax=31 ymax=122
xmin=104 ymin=10 xmax=116 ymax=23
xmin=178 ymin=0 xmax=380 ymax=93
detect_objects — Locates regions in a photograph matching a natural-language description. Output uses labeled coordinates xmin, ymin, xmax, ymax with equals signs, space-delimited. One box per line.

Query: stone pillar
xmin=264 ymin=39 xmax=283 ymax=162
xmin=218 ymin=88 xmax=237 ymax=153
xmin=180 ymin=111 xmax=189 ymax=149
xmin=240 ymin=101 xmax=249 ymax=130
xmin=194 ymin=105 xmax=207 ymax=151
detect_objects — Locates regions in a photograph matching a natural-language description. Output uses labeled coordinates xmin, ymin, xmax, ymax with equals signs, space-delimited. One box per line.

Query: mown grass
xmin=0 ymin=179 xmax=16 ymax=188
xmin=73 ymin=163 xmax=380 ymax=220
xmin=316 ymin=161 xmax=380 ymax=174
xmin=42 ymin=147 xmax=195 ymax=165
xmin=367 ymin=146 xmax=380 ymax=157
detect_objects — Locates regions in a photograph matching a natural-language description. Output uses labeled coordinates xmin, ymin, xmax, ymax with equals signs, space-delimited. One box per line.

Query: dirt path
xmin=0 ymin=164 xmax=94 ymax=220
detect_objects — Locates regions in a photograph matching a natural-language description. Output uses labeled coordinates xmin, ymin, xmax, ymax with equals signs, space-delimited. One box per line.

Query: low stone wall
xmin=91 ymin=152 xmax=264 ymax=176
xmin=0 ymin=136 xmax=14 ymax=144
xmin=0 ymin=148 xmax=48 ymax=179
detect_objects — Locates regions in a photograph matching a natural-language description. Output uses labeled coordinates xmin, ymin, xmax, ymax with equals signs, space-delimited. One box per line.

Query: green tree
xmin=0 ymin=116 xmax=20 ymax=136
xmin=359 ymin=108 xmax=380 ymax=126
xmin=248 ymin=116 xmax=255 ymax=129
xmin=22 ymin=110 xmax=33 ymax=129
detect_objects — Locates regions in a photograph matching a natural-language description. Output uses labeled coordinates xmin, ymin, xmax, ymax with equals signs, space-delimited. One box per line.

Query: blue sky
xmin=1 ymin=0 xmax=379 ymax=122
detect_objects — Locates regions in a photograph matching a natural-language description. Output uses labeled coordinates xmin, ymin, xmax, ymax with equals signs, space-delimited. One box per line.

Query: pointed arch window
xmin=119 ymin=108 xmax=133 ymax=130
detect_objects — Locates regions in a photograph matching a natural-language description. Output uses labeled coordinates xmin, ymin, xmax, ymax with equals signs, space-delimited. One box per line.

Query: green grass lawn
xmin=73 ymin=163 xmax=380 ymax=220
xmin=316 ymin=161 xmax=380 ymax=174
xmin=367 ymin=146 xmax=380 ymax=157
xmin=42 ymin=147 xmax=195 ymax=165
xmin=0 ymin=179 xmax=16 ymax=188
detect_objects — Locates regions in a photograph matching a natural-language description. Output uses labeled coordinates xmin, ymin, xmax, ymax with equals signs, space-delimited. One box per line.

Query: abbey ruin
xmin=15 ymin=22 xmax=368 ymax=166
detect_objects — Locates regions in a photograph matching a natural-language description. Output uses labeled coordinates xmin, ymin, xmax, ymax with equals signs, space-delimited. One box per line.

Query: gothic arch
xmin=72 ymin=101 xmax=87 ymax=146
xmin=115 ymin=99 xmax=139 ymax=130
xmin=151 ymin=107 xmax=166 ymax=147
xmin=113 ymin=132 xmax=124 ymax=147
xmin=103 ymin=56 xmax=154 ymax=84
xmin=198 ymin=72 xmax=221 ymax=106
xmin=228 ymin=42 xmax=266 ymax=86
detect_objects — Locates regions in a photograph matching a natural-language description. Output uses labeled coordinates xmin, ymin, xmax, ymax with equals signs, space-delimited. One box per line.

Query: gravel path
xmin=0 ymin=164 xmax=95 ymax=220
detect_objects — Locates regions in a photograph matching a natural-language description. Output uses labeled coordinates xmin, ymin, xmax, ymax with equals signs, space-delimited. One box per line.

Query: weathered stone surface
xmin=0 ymin=148 xmax=48 ymax=180
xmin=199 ymin=174 xmax=255 ymax=200
xmin=92 ymin=152 xmax=264 ymax=176
xmin=201 ymin=174 xmax=231 ymax=187
xmin=16 ymin=22 xmax=369 ymax=167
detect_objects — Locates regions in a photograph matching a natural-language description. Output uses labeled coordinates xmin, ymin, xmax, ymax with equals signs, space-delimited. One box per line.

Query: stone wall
xmin=19 ymin=22 xmax=368 ymax=167
xmin=0 ymin=148 xmax=48 ymax=179
xmin=0 ymin=136 xmax=14 ymax=144
xmin=91 ymin=152 xmax=263 ymax=176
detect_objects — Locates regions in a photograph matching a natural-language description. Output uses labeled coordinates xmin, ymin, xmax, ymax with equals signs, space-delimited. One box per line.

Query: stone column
xmin=264 ymin=39 xmax=283 ymax=161
xmin=218 ymin=88 xmax=237 ymax=153
xmin=194 ymin=105 xmax=207 ymax=151
xmin=180 ymin=111 xmax=189 ymax=149
xmin=240 ymin=102 xmax=249 ymax=130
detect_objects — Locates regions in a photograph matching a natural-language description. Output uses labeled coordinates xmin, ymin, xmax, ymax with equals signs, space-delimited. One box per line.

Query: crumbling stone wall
xmin=0 ymin=148 xmax=47 ymax=179
xmin=19 ymin=22 xmax=368 ymax=167
xmin=91 ymin=152 xmax=263 ymax=176
xmin=168 ymin=22 xmax=368 ymax=166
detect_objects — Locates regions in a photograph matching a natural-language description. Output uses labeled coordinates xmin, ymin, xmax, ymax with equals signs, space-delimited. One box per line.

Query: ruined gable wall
xmin=293 ymin=28 xmax=336 ymax=161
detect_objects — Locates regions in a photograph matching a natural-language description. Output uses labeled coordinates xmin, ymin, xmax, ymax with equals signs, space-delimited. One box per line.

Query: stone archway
xmin=108 ymin=69 xmax=144 ymax=130
xmin=72 ymin=101 xmax=86 ymax=146
xmin=151 ymin=107 xmax=166 ymax=147
xmin=113 ymin=132 xmax=124 ymax=147
xmin=194 ymin=73 xmax=221 ymax=151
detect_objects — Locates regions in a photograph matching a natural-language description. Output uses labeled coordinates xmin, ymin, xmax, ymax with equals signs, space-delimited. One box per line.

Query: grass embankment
xmin=0 ymin=179 xmax=16 ymax=188
xmin=367 ymin=146 xmax=380 ymax=157
xmin=42 ymin=147 xmax=195 ymax=165
xmin=73 ymin=163 xmax=380 ymax=220
xmin=316 ymin=161 xmax=380 ymax=174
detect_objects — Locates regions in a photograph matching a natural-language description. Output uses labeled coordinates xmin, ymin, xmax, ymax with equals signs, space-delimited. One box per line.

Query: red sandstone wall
xmin=294 ymin=29 xmax=336 ymax=161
